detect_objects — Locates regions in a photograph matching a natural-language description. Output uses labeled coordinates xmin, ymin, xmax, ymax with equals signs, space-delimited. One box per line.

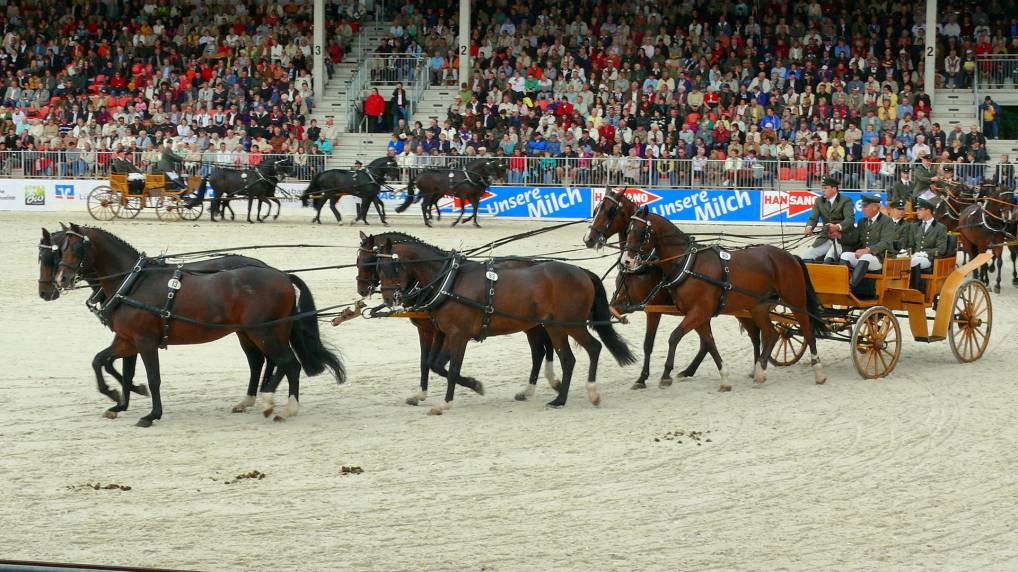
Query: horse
xmin=38 ymin=227 xmax=295 ymax=417
xmin=930 ymin=180 xmax=983 ymax=232
xmin=620 ymin=206 xmax=828 ymax=391
xmin=187 ymin=156 xmax=293 ymax=223
xmin=587 ymin=188 xmax=767 ymax=386
xmin=53 ymin=224 xmax=343 ymax=426
xmin=356 ymin=231 xmax=559 ymax=403
xmin=374 ymin=236 xmax=635 ymax=413
xmin=395 ymin=158 xmax=507 ymax=227
xmin=956 ymin=187 xmax=1018 ymax=293
xmin=300 ymin=156 xmax=400 ymax=225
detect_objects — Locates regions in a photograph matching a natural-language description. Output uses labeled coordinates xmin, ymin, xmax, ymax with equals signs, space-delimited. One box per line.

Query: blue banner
xmin=437 ymin=186 xmax=883 ymax=224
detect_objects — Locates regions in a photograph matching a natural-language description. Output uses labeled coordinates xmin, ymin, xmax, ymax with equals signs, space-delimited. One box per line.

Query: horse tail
xmin=288 ymin=274 xmax=346 ymax=383
xmin=186 ymin=176 xmax=208 ymax=207
xmin=300 ymin=176 xmax=317 ymax=207
xmin=582 ymin=269 xmax=637 ymax=366
xmin=396 ymin=173 xmax=415 ymax=213
xmin=795 ymin=256 xmax=829 ymax=338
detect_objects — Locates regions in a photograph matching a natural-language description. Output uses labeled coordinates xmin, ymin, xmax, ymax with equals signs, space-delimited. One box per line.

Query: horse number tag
xmin=168 ymin=278 xmax=182 ymax=290
xmin=241 ymin=173 xmax=248 ymax=179
xmin=486 ymin=271 xmax=499 ymax=281
xmin=719 ymin=251 xmax=731 ymax=260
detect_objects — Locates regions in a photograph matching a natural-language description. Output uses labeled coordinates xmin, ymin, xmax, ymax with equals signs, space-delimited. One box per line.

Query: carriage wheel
xmin=850 ymin=306 xmax=902 ymax=379
xmin=948 ymin=280 xmax=992 ymax=363
xmin=768 ymin=305 xmax=807 ymax=366
xmin=155 ymin=195 xmax=184 ymax=221
xmin=177 ymin=194 xmax=204 ymax=221
xmin=87 ymin=186 xmax=119 ymax=221
xmin=116 ymin=194 xmax=143 ymax=219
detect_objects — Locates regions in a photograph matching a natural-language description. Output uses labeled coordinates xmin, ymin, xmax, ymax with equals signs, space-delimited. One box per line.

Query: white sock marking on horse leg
xmin=415 ymin=389 xmax=426 ymax=402
xmin=753 ymin=361 xmax=767 ymax=384
xmin=524 ymin=384 xmax=535 ymax=398
xmin=281 ymin=396 xmax=300 ymax=418
xmin=232 ymin=395 xmax=256 ymax=412
xmin=544 ymin=361 xmax=560 ymax=390
xmin=260 ymin=392 xmax=275 ymax=416
xmin=811 ymin=353 xmax=827 ymax=384
xmin=586 ymin=382 xmax=601 ymax=406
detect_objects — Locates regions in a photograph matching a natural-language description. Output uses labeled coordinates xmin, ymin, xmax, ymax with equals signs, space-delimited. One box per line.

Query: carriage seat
xmin=126 ymin=172 xmax=147 ymax=195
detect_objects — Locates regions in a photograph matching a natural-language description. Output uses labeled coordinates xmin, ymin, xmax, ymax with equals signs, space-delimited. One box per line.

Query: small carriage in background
xmin=87 ymin=173 xmax=205 ymax=222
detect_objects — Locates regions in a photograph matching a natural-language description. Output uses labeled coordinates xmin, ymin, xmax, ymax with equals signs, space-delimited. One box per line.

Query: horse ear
xmin=384 ymin=237 xmax=393 ymax=251
xmin=69 ymin=222 xmax=81 ymax=232
xmin=359 ymin=231 xmax=368 ymax=241
xmin=41 ymin=227 xmax=51 ymax=241
xmin=639 ymin=205 xmax=649 ymax=216
xmin=59 ymin=222 xmax=68 ymax=231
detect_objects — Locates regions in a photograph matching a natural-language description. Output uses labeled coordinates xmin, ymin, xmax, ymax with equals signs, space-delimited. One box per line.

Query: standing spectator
xmin=995 ymin=155 xmax=1015 ymax=191
xmin=980 ymin=97 xmax=1001 ymax=140
xmin=364 ymin=88 xmax=386 ymax=133
xmin=391 ymin=82 xmax=408 ymax=128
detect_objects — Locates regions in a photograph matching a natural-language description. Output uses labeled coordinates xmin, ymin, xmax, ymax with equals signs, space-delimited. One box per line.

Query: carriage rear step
xmin=913 ymin=336 xmax=946 ymax=343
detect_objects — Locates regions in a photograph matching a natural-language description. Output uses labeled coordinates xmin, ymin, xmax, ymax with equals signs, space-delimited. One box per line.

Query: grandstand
xmin=0 ymin=0 xmax=1015 ymax=191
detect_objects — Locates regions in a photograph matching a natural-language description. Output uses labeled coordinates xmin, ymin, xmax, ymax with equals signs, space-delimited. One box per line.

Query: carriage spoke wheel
xmin=177 ymin=194 xmax=204 ymax=221
xmin=86 ymin=186 xmax=118 ymax=221
xmin=116 ymin=194 xmax=143 ymax=219
xmin=155 ymin=195 xmax=184 ymax=221
xmin=850 ymin=306 xmax=901 ymax=379
xmin=768 ymin=305 xmax=807 ymax=366
xmin=949 ymin=280 xmax=992 ymax=363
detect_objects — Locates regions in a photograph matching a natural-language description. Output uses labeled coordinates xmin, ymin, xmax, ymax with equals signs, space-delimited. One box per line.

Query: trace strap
xmin=159 ymin=265 xmax=184 ymax=349
xmin=479 ymin=260 xmax=497 ymax=342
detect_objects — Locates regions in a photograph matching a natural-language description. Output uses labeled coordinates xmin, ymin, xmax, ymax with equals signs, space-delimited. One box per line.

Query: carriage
xmin=647 ymin=245 xmax=994 ymax=380
xmin=87 ymin=173 xmax=205 ymax=222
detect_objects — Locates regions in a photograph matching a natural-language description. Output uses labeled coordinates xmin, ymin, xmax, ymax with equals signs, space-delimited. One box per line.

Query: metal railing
xmin=348 ymin=55 xmax=428 ymax=133
xmin=974 ymin=55 xmax=1018 ymax=91
xmin=3 ymin=151 xmax=1013 ymax=192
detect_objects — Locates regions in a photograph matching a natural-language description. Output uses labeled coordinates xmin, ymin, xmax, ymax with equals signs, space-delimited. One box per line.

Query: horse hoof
xmin=718 ymin=384 xmax=733 ymax=392
xmin=994 ymin=286 xmax=1001 ymax=294
xmin=753 ymin=375 xmax=767 ymax=385
xmin=262 ymin=407 xmax=274 ymax=418
xmin=514 ymin=392 xmax=529 ymax=401
xmin=590 ymin=395 xmax=601 ymax=407
xmin=135 ymin=418 xmax=153 ymax=428
xmin=132 ymin=384 xmax=149 ymax=397
xmin=545 ymin=400 xmax=565 ymax=409
xmin=273 ymin=415 xmax=286 ymax=423
xmin=659 ymin=377 xmax=673 ymax=388
xmin=631 ymin=382 xmax=647 ymax=390
xmin=103 ymin=410 xmax=118 ymax=419
xmin=428 ymin=406 xmax=444 ymax=416
xmin=405 ymin=397 xmax=420 ymax=406
xmin=679 ymin=369 xmax=695 ymax=378
xmin=815 ymin=377 xmax=827 ymax=386
xmin=230 ymin=405 xmax=247 ymax=413
xmin=472 ymin=381 xmax=485 ymax=395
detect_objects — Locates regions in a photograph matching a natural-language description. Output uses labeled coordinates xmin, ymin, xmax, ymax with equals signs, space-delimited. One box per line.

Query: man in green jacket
xmin=840 ymin=194 xmax=897 ymax=287
xmin=803 ymin=176 xmax=856 ymax=262
xmin=889 ymin=164 xmax=916 ymax=205
xmin=912 ymin=152 xmax=945 ymax=198
xmin=156 ymin=142 xmax=188 ymax=189
xmin=887 ymin=198 xmax=910 ymax=247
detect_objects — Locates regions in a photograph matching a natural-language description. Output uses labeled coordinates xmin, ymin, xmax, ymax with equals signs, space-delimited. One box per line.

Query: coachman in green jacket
xmin=840 ymin=194 xmax=897 ymax=287
xmin=803 ymin=177 xmax=856 ymax=261
xmin=904 ymin=196 xmax=950 ymax=287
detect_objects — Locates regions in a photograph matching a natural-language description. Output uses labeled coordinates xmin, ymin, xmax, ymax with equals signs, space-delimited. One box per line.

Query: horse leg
xmin=545 ymin=326 xmax=576 ymax=408
xmin=246 ymin=195 xmax=255 ymax=223
xmin=272 ymin=198 xmax=281 ymax=220
xmin=329 ymin=196 xmax=342 ymax=223
xmin=451 ymin=200 xmax=467 ymax=227
xmin=257 ymin=341 xmax=301 ymax=422
xmin=312 ymin=198 xmax=324 ymax=224
xmin=516 ymin=327 xmax=557 ymax=401
xmin=135 ymin=345 xmax=163 ymax=427
xmin=568 ymin=326 xmax=603 ymax=406
xmin=749 ymin=304 xmax=780 ymax=386
xmin=91 ymin=340 xmax=125 ymax=405
xmin=994 ymin=247 xmax=1003 ymax=293
xmin=105 ymin=355 xmax=142 ymax=417
xmin=692 ymin=322 xmax=732 ymax=392
xmin=1011 ymin=245 xmax=1018 ymax=286
xmin=471 ymin=195 xmax=481 ymax=227
xmin=659 ymin=311 xmax=711 ymax=385
xmin=421 ymin=200 xmax=432 ymax=227
xmin=375 ymin=198 xmax=389 ymax=226
xmin=233 ymin=334 xmax=266 ymax=413
xmin=632 ymin=312 xmax=661 ymax=389
xmin=428 ymin=335 xmax=471 ymax=415
xmin=407 ymin=326 xmax=434 ymax=406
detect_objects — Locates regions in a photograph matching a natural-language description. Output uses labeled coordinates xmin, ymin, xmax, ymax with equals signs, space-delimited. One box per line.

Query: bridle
xmin=623 ymin=214 xmax=657 ymax=266
xmin=55 ymin=230 xmax=92 ymax=288
xmin=587 ymin=191 xmax=625 ymax=247
xmin=37 ymin=241 xmax=60 ymax=285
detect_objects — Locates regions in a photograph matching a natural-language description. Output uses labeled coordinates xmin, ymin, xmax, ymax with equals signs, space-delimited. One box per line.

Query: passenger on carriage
xmin=890 ymin=165 xmax=916 ymax=207
xmin=156 ymin=143 xmax=188 ymax=191
xmin=887 ymin=199 xmax=910 ymax=245
xmin=913 ymin=153 xmax=946 ymax=197
xmin=109 ymin=149 xmax=140 ymax=175
xmin=840 ymin=194 xmax=896 ymax=288
xmin=803 ymin=176 xmax=855 ymax=263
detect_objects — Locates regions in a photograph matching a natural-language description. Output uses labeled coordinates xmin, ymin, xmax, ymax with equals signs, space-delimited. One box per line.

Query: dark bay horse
xmin=957 ymin=187 xmax=1017 ymax=292
xmin=395 ymin=158 xmax=507 ymax=227
xmin=187 ymin=157 xmax=293 ymax=223
xmin=300 ymin=156 xmax=399 ymax=225
xmin=620 ymin=206 xmax=828 ymax=391
xmin=356 ymin=231 xmax=558 ymax=403
xmin=375 ymin=236 xmax=635 ymax=413
xmin=39 ymin=227 xmax=289 ymax=417
xmin=54 ymin=224 xmax=343 ymax=426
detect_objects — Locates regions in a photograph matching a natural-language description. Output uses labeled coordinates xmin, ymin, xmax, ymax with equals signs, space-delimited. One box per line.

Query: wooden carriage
xmin=87 ymin=173 xmax=205 ymax=222
xmin=646 ymin=248 xmax=993 ymax=380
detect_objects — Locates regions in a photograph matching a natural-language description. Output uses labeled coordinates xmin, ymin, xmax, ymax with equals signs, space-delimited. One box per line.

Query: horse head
xmin=54 ymin=223 xmax=93 ymax=290
xmin=356 ymin=231 xmax=379 ymax=297
xmin=585 ymin=187 xmax=632 ymax=249
xmin=270 ymin=155 xmax=294 ymax=178
xmin=369 ymin=155 xmax=399 ymax=182
xmin=621 ymin=205 xmax=656 ymax=270
xmin=375 ymin=238 xmax=410 ymax=308
xmin=38 ymin=227 xmax=64 ymax=300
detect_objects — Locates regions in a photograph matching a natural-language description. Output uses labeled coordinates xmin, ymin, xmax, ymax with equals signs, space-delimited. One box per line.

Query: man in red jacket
xmin=364 ymin=88 xmax=386 ymax=132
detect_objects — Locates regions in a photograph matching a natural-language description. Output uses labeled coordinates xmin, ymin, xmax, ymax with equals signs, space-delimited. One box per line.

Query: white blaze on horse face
xmin=582 ymin=227 xmax=593 ymax=245
xmin=621 ymin=252 xmax=636 ymax=269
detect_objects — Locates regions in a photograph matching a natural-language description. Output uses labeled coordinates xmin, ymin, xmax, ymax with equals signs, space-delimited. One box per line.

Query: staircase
xmin=986 ymin=140 xmax=1018 ymax=163
xmin=931 ymin=89 xmax=977 ymax=133
xmin=410 ymin=86 xmax=458 ymax=127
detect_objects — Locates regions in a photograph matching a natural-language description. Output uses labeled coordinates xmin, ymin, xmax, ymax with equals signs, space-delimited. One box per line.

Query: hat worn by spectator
xmin=861 ymin=194 xmax=882 ymax=206
xmin=822 ymin=176 xmax=840 ymax=187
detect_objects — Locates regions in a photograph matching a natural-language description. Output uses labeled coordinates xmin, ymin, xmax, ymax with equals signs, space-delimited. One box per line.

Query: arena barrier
xmin=0 ymin=178 xmax=882 ymax=224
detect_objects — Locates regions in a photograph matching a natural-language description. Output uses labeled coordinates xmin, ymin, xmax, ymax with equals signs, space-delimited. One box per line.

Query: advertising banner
xmin=0 ymin=178 xmax=95 ymax=212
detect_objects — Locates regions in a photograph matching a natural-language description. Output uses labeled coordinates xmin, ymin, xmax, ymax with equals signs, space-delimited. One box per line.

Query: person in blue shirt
xmin=545 ymin=133 xmax=562 ymax=156
xmin=760 ymin=110 xmax=780 ymax=131
xmin=315 ymin=134 xmax=333 ymax=155
xmin=388 ymin=134 xmax=405 ymax=155
xmin=527 ymin=133 xmax=548 ymax=156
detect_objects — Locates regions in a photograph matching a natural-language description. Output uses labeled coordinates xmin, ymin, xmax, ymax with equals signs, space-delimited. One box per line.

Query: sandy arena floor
xmin=2 ymin=210 xmax=1017 ymax=571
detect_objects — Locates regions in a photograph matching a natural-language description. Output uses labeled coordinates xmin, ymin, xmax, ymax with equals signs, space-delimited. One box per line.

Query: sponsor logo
xmin=760 ymin=190 xmax=817 ymax=220
xmin=0 ymin=188 xmax=16 ymax=202
xmin=55 ymin=184 xmax=75 ymax=200
xmin=440 ymin=187 xmax=586 ymax=218
xmin=24 ymin=185 xmax=45 ymax=206
xmin=651 ymin=189 xmax=754 ymax=221
xmin=590 ymin=187 xmax=662 ymax=215
xmin=441 ymin=190 xmax=495 ymax=211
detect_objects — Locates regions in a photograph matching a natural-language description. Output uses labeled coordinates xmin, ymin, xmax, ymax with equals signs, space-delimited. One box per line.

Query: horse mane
xmin=82 ymin=226 xmax=140 ymax=257
xmin=369 ymin=231 xmax=451 ymax=255
xmin=367 ymin=156 xmax=393 ymax=169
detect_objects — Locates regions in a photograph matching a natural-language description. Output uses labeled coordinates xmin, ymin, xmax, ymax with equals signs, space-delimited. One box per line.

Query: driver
xmin=803 ymin=176 xmax=855 ymax=263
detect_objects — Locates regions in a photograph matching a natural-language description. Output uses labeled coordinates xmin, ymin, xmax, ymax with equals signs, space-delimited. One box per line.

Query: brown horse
xmin=356 ymin=231 xmax=558 ymax=404
xmin=611 ymin=266 xmax=765 ymax=388
xmin=54 ymin=224 xmax=343 ymax=426
xmin=587 ymin=188 xmax=765 ymax=387
xmin=930 ymin=180 xmax=984 ymax=232
xmin=620 ymin=206 xmax=827 ymax=391
xmin=957 ymin=187 xmax=1018 ymax=293
xmin=374 ymin=236 xmax=635 ymax=413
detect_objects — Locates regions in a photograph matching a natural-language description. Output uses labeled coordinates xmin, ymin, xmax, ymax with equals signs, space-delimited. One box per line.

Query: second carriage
xmin=87 ymin=173 xmax=204 ymax=222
